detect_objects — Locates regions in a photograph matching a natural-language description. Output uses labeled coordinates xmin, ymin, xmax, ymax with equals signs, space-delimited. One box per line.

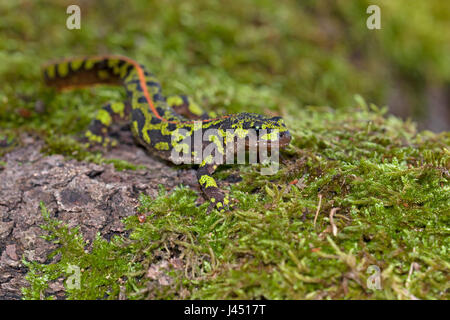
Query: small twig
xmin=334 ymin=213 xmax=351 ymax=221
xmin=313 ymin=194 xmax=323 ymax=228
xmin=329 ymin=207 xmax=340 ymax=236
xmin=208 ymin=245 xmax=217 ymax=270
xmin=406 ymin=263 xmax=415 ymax=287
xmin=406 ymin=247 xmax=419 ymax=288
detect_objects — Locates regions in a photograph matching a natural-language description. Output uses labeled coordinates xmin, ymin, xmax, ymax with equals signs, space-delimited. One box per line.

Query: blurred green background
xmin=1 ymin=0 xmax=449 ymax=131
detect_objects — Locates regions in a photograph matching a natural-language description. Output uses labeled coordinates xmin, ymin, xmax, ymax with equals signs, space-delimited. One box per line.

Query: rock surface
xmin=0 ymin=136 xmax=198 ymax=299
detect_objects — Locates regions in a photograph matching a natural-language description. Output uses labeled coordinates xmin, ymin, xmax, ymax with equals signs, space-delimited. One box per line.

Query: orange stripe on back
xmin=43 ymin=55 xmax=231 ymax=124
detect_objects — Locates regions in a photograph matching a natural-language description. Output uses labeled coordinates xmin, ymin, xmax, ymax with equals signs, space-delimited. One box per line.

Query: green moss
xmin=22 ymin=203 xmax=136 ymax=300
xmin=24 ymin=134 xmax=449 ymax=299
xmin=103 ymin=158 xmax=146 ymax=171
xmin=0 ymin=131 xmax=17 ymax=157
xmin=1 ymin=0 xmax=449 ymax=134
xmin=40 ymin=135 xmax=145 ymax=171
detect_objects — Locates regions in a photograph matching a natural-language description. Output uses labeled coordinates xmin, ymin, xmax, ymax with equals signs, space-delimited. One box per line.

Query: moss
xmin=0 ymin=131 xmax=18 ymax=157
xmin=24 ymin=130 xmax=449 ymax=299
xmin=1 ymin=1 xmax=449 ymax=132
xmin=41 ymin=135 xmax=145 ymax=171
xmin=22 ymin=203 xmax=135 ymax=300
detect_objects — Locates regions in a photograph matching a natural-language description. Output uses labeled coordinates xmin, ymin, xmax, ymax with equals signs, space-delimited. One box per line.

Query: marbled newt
xmin=42 ymin=55 xmax=291 ymax=211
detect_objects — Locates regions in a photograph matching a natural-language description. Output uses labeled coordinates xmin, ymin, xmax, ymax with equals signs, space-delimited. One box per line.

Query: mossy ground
xmin=0 ymin=0 xmax=448 ymax=299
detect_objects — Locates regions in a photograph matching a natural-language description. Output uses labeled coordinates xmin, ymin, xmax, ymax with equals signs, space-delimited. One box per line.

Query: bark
xmin=0 ymin=135 xmax=198 ymax=299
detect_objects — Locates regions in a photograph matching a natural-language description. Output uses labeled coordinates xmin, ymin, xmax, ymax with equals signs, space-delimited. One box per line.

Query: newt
xmin=42 ymin=55 xmax=291 ymax=211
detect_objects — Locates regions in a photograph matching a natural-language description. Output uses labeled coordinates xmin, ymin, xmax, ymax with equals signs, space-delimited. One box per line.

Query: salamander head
xmin=219 ymin=113 xmax=291 ymax=149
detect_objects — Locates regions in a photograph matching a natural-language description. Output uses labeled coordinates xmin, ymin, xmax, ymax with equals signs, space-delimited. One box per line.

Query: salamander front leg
xmin=197 ymin=164 xmax=231 ymax=212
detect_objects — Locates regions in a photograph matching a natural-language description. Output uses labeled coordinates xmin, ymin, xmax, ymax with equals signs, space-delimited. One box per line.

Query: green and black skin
xmin=43 ymin=55 xmax=291 ymax=211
